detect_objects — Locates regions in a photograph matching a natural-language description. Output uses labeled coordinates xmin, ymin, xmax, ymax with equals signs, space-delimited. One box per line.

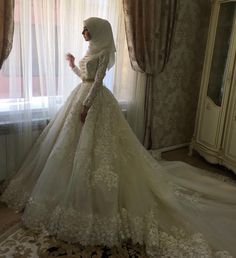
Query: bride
xmin=1 ymin=17 xmax=236 ymax=258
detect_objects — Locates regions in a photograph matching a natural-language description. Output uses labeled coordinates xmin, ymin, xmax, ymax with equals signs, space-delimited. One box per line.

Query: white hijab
xmin=83 ymin=17 xmax=116 ymax=70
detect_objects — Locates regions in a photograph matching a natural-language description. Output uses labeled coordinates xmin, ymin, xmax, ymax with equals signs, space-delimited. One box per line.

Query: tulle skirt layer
xmin=1 ymin=83 xmax=236 ymax=257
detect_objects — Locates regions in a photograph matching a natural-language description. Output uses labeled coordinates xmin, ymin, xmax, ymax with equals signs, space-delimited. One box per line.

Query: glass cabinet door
xmin=207 ymin=2 xmax=236 ymax=106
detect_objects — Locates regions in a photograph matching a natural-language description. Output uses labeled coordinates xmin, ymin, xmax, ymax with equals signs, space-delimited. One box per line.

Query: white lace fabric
xmin=1 ymin=51 xmax=236 ymax=258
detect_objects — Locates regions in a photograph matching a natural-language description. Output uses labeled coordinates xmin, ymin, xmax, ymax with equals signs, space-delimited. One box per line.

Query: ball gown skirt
xmin=1 ymin=82 xmax=236 ymax=257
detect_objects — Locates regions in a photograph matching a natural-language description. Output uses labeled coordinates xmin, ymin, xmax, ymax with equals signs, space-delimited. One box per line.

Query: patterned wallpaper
xmin=151 ymin=0 xmax=212 ymax=149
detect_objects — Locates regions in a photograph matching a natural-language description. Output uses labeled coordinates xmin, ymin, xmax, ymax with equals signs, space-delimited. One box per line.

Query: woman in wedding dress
xmin=1 ymin=17 xmax=236 ymax=258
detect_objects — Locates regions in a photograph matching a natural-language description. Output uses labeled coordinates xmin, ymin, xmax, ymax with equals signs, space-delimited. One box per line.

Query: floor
xmin=0 ymin=202 xmax=21 ymax=236
xmin=0 ymin=146 xmax=236 ymax=236
xmin=162 ymin=147 xmax=236 ymax=181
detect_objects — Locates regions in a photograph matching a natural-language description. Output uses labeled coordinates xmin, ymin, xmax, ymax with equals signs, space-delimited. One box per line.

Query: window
xmin=0 ymin=0 xmax=124 ymax=121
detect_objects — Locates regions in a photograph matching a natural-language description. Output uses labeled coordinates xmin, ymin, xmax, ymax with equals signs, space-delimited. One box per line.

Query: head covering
xmin=83 ymin=17 xmax=116 ymax=70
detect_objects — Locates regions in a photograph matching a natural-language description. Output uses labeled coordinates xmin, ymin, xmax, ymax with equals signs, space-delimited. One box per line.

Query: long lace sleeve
xmin=83 ymin=52 xmax=109 ymax=107
xmin=72 ymin=65 xmax=81 ymax=78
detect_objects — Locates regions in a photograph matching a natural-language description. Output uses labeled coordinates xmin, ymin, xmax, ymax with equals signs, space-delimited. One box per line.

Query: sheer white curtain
xmin=113 ymin=6 xmax=146 ymax=142
xmin=0 ymin=0 xmax=145 ymax=179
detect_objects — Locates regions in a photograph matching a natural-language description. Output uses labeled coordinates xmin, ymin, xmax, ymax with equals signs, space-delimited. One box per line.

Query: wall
xmin=151 ymin=0 xmax=211 ymax=149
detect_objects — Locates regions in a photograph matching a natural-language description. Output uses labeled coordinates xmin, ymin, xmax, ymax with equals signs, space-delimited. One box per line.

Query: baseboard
xmin=152 ymin=142 xmax=190 ymax=153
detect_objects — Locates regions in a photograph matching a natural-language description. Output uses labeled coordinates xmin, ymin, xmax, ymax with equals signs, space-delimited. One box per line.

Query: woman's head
xmin=82 ymin=27 xmax=91 ymax=41
xmin=83 ymin=17 xmax=116 ymax=69
xmin=83 ymin=17 xmax=113 ymax=48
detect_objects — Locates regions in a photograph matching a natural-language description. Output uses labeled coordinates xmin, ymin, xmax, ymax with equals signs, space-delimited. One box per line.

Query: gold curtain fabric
xmin=0 ymin=0 xmax=15 ymax=69
xmin=123 ymin=0 xmax=177 ymax=148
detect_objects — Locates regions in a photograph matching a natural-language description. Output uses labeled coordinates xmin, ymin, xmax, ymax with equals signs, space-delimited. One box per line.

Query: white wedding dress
xmin=1 ymin=50 xmax=236 ymax=258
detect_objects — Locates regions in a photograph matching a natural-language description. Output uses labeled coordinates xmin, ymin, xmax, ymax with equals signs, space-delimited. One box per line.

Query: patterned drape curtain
xmin=123 ymin=0 xmax=177 ymax=148
xmin=0 ymin=0 xmax=14 ymax=69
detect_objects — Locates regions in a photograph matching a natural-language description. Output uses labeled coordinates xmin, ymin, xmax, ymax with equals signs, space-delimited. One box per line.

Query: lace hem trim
xmin=22 ymin=200 xmax=233 ymax=258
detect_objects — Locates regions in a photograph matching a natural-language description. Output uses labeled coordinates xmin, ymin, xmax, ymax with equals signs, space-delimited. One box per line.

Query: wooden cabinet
xmin=190 ymin=0 xmax=236 ymax=173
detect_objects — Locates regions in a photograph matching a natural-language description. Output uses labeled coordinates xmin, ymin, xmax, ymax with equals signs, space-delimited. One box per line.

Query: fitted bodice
xmin=79 ymin=56 xmax=99 ymax=81
xmin=72 ymin=51 xmax=110 ymax=107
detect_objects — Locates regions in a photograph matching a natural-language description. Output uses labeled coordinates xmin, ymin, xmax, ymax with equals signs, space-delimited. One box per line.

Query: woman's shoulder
xmin=98 ymin=49 xmax=110 ymax=59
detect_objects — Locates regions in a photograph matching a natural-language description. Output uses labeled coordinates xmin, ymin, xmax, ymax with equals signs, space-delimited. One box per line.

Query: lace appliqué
xmin=76 ymin=90 xmax=121 ymax=191
xmin=92 ymin=166 xmax=118 ymax=191
xmin=170 ymin=182 xmax=202 ymax=205
xmin=82 ymin=52 xmax=109 ymax=107
xmin=157 ymin=227 xmax=233 ymax=258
